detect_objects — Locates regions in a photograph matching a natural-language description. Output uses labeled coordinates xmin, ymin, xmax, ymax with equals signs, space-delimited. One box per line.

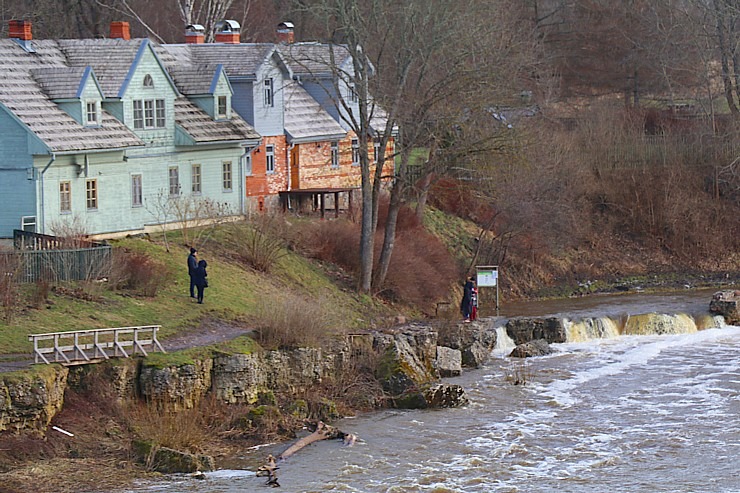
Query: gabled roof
xmin=174 ymin=98 xmax=260 ymax=145
xmin=158 ymin=43 xmax=292 ymax=80
xmin=168 ymin=64 xmax=230 ymax=96
xmin=58 ymin=38 xmax=178 ymax=98
xmin=0 ymin=39 xmax=143 ymax=154
xmin=31 ymin=66 xmax=102 ymax=100
xmin=284 ymin=82 xmax=346 ymax=143
xmin=280 ymin=42 xmax=354 ymax=78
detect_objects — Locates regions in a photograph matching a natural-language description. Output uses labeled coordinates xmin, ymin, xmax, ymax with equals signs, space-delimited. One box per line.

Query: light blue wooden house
xmin=0 ymin=21 xmax=260 ymax=240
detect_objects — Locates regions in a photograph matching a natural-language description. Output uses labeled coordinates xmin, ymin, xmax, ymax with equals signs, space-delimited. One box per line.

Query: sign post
xmin=475 ymin=266 xmax=499 ymax=315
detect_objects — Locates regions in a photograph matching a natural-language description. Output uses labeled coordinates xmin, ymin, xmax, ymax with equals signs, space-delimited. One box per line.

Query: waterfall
xmin=563 ymin=313 xmax=727 ymax=342
xmin=494 ymin=326 xmax=516 ymax=352
xmin=565 ymin=317 xmax=620 ymax=343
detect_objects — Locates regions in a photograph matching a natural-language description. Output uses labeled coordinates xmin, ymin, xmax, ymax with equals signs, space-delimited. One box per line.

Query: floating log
xmin=256 ymin=454 xmax=280 ymax=487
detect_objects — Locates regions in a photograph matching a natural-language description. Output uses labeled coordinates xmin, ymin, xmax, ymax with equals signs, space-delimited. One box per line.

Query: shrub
xmin=109 ymin=250 xmax=170 ymax=297
xmin=252 ymin=292 xmax=332 ymax=349
xmin=228 ymin=215 xmax=288 ymax=273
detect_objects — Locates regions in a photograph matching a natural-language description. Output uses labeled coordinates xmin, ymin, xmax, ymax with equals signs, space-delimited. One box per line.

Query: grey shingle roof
xmin=284 ymin=82 xmax=346 ymax=143
xmin=158 ymin=43 xmax=276 ymax=79
xmin=0 ymin=39 xmax=144 ymax=153
xmin=175 ymin=98 xmax=260 ymax=143
xmin=280 ymin=43 xmax=352 ymax=77
xmin=31 ymin=66 xmax=89 ymax=100
xmin=168 ymin=65 xmax=221 ymax=95
xmin=57 ymin=38 xmax=145 ymax=98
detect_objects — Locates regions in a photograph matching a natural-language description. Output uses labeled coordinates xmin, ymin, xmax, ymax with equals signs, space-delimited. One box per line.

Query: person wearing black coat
xmin=460 ymin=276 xmax=475 ymax=322
xmin=193 ymin=259 xmax=208 ymax=304
xmin=187 ymin=248 xmax=198 ymax=298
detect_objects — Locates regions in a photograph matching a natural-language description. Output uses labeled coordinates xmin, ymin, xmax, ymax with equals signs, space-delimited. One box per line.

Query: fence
xmin=29 ymin=325 xmax=165 ymax=365
xmin=0 ymin=230 xmax=112 ymax=283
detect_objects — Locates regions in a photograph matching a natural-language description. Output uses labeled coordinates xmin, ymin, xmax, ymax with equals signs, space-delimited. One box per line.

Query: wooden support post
xmin=334 ymin=191 xmax=339 ymax=218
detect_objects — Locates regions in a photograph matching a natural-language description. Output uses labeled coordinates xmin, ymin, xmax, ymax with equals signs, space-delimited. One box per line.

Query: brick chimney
xmin=110 ymin=21 xmax=131 ymax=40
xmin=9 ymin=20 xmax=32 ymax=41
xmin=215 ymin=20 xmax=240 ymax=44
xmin=185 ymin=24 xmax=205 ymax=44
xmin=276 ymin=21 xmax=294 ymax=44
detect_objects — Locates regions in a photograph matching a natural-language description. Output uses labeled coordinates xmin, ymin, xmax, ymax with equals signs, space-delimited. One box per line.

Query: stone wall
xmin=0 ymin=323 xmax=497 ymax=434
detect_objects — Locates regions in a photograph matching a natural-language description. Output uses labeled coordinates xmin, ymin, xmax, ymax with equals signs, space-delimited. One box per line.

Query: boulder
xmin=709 ymin=290 xmax=740 ymax=325
xmin=436 ymin=346 xmax=462 ymax=377
xmin=393 ymin=383 xmax=469 ymax=409
xmin=505 ymin=317 xmax=566 ymax=345
xmin=152 ymin=446 xmax=215 ymax=474
xmin=437 ymin=323 xmax=497 ymax=368
xmin=509 ymin=339 xmax=554 ymax=358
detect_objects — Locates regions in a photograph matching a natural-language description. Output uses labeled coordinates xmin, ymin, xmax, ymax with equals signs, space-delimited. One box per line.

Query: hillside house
xmin=0 ymin=20 xmax=259 ymax=240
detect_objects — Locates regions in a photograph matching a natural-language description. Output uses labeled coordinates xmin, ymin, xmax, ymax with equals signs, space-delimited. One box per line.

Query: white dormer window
xmin=217 ymin=95 xmax=228 ymax=118
xmin=263 ymin=78 xmax=273 ymax=107
xmin=348 ymin=83 xmax=358 ymax=103
xmin=85 ymin=101 xmax=99 ymax=126
xmin=143 ymin=74 xmax=154 ymax=88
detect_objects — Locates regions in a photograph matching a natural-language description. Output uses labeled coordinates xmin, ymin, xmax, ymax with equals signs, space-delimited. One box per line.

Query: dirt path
xmin=0 ymin=317 xmax=253 ymax=373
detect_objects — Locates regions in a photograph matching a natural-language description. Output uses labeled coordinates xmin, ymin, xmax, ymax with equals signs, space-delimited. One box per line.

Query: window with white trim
xmin=374 ymin=141 xmax=381 ymax=163
xmin=143 ymin=74 xmax=154 ymax=88
xmin=132 ymin=99 xmax=166 ymax=129
xmin=21 ymin=216 xmax=36 ymax=232
xmin=85 ymin=101 xmax=98 ymax=126
xmin=86 ymin=179 xmax=98 ymax=210
xmin=191 ymin=164 xmax=201 ymax=194
xmin=217 ymin=95 xmax=228 ymax=118
xmin=263 ymin=78 xmax=274 ymax=107
xmin=59 ymin=181 xmax=71 ymax=213
xmin=131 ymin=174 xmax=142 ymax=207
xmin=331 ymin=141 xmax=339 ymax=168
xmin=348 ymin=83 xmax=358 ymax=103
xmin=244 ymin=152 xmax=252 ymax=175
xmin=168 ymin=167 xmax=180 ymax=196
xmin=351 ymin=138 xmax=360 ymax=166
xmin=222 ymin=161 xmax=233 ymax=191
xmin=266 ymin=145 xmax=275 ymax=173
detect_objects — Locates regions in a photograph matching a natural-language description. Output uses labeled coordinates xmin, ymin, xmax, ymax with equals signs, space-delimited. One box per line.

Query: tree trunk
xmin=278 ymin=421 xmax=348 ymax=460
xmin=415 ymin=171 xmax=433 ymax=223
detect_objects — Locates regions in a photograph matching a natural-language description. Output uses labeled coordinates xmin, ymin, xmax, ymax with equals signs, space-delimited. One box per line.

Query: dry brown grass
xmin=252 ymin=292 xmax=333 ymax=349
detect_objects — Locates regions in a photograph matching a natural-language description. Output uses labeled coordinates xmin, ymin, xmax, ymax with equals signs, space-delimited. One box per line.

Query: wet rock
xmin=151 ymin=446 xmax=215 ymax=474
xmin=423 ymin=383 xmax=469 ymax=408
xmin=437 ymin=323 xmax=497 ymax=368
xmin=505 ymin=317 xmax=566 ymax=345
xmin=436 ymin=346 xmax=462 ymax=377
xmin=509 ymin=339 xmax=553 ymax=358
xmin=709 ymin=290 xmax=739 ymax=325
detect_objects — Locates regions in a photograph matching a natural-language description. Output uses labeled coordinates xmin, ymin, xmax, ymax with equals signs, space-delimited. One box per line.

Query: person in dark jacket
xmin=193 ymin=259 xmax=208 ymax=304
xmin=187 ymin=248 xmax=198 ymax=298
xmin=460 ymin=276 xmax=475 ymax=322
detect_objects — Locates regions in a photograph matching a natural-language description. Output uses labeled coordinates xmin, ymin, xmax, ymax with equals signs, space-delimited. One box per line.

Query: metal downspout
xmin=39 ymin=153 xmax=56 ymax=234
xmin=287 ymin=142 xmax=295 ymax=211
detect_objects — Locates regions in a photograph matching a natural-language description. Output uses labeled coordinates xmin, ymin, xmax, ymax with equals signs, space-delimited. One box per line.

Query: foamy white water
xmin=130 ymin=324 xmax=740 ymax=493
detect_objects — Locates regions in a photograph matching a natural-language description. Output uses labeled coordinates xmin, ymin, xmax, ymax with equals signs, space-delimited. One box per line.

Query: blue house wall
xmin=0 ymin=109 xmax=37 ymax=237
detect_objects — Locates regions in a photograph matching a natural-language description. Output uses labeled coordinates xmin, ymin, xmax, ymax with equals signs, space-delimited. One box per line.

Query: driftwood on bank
xmin=256 ymin=421 xmax=357 ymax=487
xmin=279 ymin=420 xmax=356 ymax=459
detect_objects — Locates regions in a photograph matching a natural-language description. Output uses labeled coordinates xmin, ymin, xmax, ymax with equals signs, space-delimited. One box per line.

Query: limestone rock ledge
xmin=1 ymin=322 xmax=493 ymax=433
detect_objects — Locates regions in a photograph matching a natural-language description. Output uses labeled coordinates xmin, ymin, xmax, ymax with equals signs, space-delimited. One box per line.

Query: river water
xmin=127 ymin=291 xmax=740 ymax=493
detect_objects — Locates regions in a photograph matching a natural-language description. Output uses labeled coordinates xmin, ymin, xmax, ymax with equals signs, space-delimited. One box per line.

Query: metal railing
xmin=29 ymin=325 xmax=166 ymax=365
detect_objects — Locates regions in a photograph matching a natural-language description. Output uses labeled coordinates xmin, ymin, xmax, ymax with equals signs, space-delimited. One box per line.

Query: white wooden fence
xmin=29 ymin=325 xmax=166 ymax=365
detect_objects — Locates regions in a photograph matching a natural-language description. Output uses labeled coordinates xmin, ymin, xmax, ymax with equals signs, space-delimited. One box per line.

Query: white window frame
xmin=244 ymin=152 xmax=252 ymax=176
xmin=131 ymin=174 xmax=142 ymax=207
xmin=59 ymin=181 xmax=71 ymax=213
xmin=222 ymin=161 xmax=233 ymax=191
xmin=191 ymin=164 xmax=201 ymax=194
xmin=143 ymin=74 xmax=154 ymax=88
xmin=351 ymin=138 xmax=360 ymax=166
xmin=263 ymin=78 xmax=274 ymax=107
xmin=331 ymin=141 xmax=339 ymax=168
xmin=132 ymin=99 xmax=166 ymax=129
xmin=266 ymin=145 xmax=275 ymax=173
xmin=85 ymin=101 xmax=99 ymax=126
xmin=21 ymin=216 xmax=36 ymax=232
xmin=168 ymin=167 xmax=180 ymax=197
xmin=217 ymin=95 xmax=228 ymax=118
xmin=86 ymin=179 xmax=98 ymax=210
xmin=348 ymin=83 xmax=358 ymax=103
xmin=373 ymin=141 xmax=381 ymax=163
